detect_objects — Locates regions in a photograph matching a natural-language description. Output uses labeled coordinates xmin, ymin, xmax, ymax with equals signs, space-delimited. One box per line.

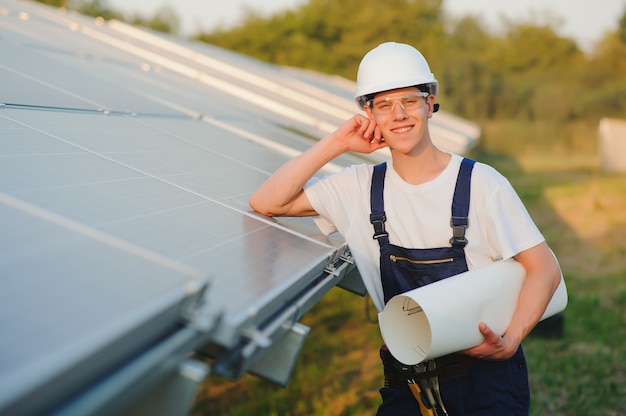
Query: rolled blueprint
xmin=379 ymin=258 xmax=568 ymax=365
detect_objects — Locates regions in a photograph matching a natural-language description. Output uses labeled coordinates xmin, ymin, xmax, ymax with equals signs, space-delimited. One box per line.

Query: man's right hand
xmin=331 ymin=114 xmax=387 ymax=155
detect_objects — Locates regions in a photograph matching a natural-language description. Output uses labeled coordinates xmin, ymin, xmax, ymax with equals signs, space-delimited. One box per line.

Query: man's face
xmin=364 ymin=87 xmax=435 ymax=155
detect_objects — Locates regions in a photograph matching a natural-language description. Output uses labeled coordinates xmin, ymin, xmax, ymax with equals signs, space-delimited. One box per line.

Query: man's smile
xmin=390 ymin=125 xmax=414 ymax=134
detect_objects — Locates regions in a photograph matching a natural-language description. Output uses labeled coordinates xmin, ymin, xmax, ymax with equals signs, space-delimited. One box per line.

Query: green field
xmin=193 ymin=119 xmax=626 ymax=416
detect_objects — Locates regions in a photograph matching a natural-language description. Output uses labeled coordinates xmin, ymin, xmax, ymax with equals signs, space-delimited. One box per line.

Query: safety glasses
xmin=367 ymin=92 xmax=429 ymax=115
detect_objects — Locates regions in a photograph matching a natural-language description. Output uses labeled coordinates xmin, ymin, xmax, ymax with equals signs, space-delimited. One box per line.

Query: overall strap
xmin=450 ymin=158 xmax=476 ymax=247
xmin=370 ymin=162 xmax=389 ymax=245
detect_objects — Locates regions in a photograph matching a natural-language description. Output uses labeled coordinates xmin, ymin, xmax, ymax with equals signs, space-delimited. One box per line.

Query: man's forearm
xmin=506 ymin=243 xmax=562 ymax=345
xmin=249 ymin=134 xmax=347 ymax=217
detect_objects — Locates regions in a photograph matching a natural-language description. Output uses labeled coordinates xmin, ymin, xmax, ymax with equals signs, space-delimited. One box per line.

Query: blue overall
xmin=371 ymin=159 xmax=530 ymax=416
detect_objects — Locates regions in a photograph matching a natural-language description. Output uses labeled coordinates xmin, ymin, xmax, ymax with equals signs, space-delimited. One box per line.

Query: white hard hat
xmin=355 ymin=42 xmax=438 ymax=109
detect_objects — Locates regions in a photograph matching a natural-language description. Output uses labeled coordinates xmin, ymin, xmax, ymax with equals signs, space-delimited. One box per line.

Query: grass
xmin=192 ymin=119 xmax=626 ymax=415
xmin=476 ymin=126 xmax=626 ymax=415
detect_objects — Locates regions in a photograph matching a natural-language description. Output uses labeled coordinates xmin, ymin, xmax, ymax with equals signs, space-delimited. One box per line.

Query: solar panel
xmin=0 ymin=1 xmax=480 ymax=414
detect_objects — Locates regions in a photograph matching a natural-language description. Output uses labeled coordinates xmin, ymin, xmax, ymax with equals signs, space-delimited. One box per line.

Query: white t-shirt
xmin=304 ymin=153 xmax=544 ymax=312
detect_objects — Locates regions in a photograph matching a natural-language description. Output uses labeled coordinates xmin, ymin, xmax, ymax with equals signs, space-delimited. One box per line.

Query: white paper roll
xmin=379 ymin=258 xmax=568 ymax=365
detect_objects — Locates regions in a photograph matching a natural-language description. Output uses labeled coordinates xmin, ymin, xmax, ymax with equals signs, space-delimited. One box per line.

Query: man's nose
xmin=391 ymin=100 xmax=408 ymax=118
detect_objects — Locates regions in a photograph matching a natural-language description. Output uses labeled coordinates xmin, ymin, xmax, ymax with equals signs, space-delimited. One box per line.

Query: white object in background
xmin=599 ymin=117 xmax=626 ymax=173
xmin=379 ymin=258 xmax=568 ymax=365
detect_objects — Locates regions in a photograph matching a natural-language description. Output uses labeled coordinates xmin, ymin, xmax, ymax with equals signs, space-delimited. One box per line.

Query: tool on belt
xmin=408 ymin=378 xmax=437 ymax=416
xmin=381 ymin=346 xmax=477 ymax=415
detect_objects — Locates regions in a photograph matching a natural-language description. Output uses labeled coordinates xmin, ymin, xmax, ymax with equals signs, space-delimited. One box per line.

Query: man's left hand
xmin=459 ymin=322 xmax=519 ymax=360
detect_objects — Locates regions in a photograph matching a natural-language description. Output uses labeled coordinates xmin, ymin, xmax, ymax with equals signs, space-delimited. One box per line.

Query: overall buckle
xmin=370 ymin=212 xmax=388 ymax=239
xmin=450 ymin=216 xmax=468 ymax=245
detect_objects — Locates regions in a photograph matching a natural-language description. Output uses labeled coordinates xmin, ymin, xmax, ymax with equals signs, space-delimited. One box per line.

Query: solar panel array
xmin=0 ymin=1 xmax=480 ymax=415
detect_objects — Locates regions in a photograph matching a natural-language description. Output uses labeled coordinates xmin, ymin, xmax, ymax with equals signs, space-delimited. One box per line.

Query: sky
xmin=106 ymin=0 xmax=626 ymax=52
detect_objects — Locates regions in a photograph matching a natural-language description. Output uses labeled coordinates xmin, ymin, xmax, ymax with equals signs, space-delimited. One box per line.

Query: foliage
xmin=582 ymin=32 xmax=626 ymax=118
xmin=619 ymin=4 xmax=626 ymax=44
xmin=128 ymin=5 xmax=180 ymax=34
xmin=37 ymin=0 xmax=67 ymax=7
xmin=69 ymin=0 xmax=123 ymax=21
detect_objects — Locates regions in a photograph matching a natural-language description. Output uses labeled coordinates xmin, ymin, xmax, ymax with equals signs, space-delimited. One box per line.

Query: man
xmin=250 ymin=42 xmax=561 ymax=415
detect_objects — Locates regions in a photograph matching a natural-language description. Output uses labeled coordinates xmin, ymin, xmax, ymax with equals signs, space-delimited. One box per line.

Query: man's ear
xmin=427 ymin=95 xmax=436 ymax=118
xmin=363 ymin=105 xmax=375 ymax=120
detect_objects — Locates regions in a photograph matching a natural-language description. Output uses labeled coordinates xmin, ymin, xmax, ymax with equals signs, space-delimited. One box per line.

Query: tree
xmin=436 ymin=16 xmax=497 ymax=119
xmin=582 ymin=31 xmax=626 ymax=119
xmin=482 ymin=23 xmax=584 ymax=120
xmin=38 ymin=0 xmax=67 ymax=7
xmin=71 ymin=0 xmax=123 ymax=21
xmin=618 ymin=3 xmax=626 ymax=44
xmin=130 ymin=5 xmax=180 ymax=34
